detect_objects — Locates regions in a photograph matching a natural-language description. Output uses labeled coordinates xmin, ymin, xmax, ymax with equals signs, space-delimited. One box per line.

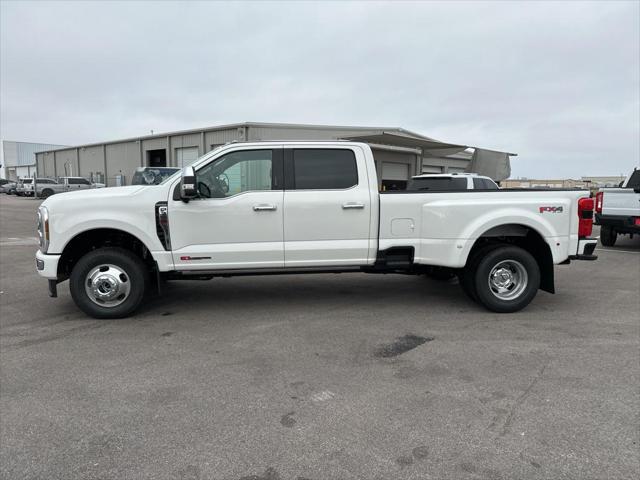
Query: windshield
xmin=132 ymin=168 xmax=180 ymax=185
xmin=20 ymin=179 xmax=33 ymax=184
xmin=159 ymin=144 xmax=229 ymax=185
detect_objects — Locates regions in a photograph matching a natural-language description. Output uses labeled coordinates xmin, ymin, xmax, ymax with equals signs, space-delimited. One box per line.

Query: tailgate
xmin=602 ymin=189 xmax=640 ymax=217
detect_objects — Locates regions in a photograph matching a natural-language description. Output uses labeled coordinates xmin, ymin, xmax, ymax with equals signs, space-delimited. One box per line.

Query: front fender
xmin=48 ymin=214 xmax=162 ymax=254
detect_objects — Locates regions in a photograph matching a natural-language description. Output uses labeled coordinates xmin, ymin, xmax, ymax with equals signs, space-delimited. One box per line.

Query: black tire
xmin=40 ymin=189 xmax=54 ymax=198
xmin=600 ymin=225 xmax=616 ymax=247
xmin=69 ymin=247 xmax=148 ymax=319
xmin=473 ymin=246 xmax=540 ymax=313
xmin=459 ymin=243 xmax=503 ymax=303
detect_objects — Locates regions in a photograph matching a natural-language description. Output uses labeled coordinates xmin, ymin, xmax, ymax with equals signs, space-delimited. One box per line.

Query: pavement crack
xmin=500 ymin=360 xmax=549 ymax=436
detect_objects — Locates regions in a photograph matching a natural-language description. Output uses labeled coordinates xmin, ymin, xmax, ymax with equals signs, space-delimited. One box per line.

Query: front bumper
xmin=35 ymin=250 xmax=61 ymax=279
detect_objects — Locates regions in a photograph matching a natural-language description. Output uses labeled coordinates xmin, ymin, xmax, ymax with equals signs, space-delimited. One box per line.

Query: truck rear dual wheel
xmin=599 ymin=225 xmax=617 ymax=247
xmin=462 ymin=245 xmax=540 ymax=313
xmin=69 ymin=247 xmax=148 ymax=319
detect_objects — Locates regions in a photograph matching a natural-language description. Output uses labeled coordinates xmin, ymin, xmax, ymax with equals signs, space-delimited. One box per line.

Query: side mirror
xmin=180 ymin=166 xmax=197 ymax=201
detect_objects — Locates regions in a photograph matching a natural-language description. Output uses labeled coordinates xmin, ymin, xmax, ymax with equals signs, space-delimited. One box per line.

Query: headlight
xmin=37 ymin=206 xmax=50 ymax=253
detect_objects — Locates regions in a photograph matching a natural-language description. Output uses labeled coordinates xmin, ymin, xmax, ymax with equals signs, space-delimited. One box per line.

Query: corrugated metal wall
xmin=53 ymin=148 xmax=79 ymax=177
xmin=3 ymin=141 xmax=67 ymax=168
xmin=204 ymin=128 xmax=244 ymax=150
xmin=79 ymin=146 xmax=105 ymax=179
xmin=248 ymin=125 xmax=376 ymax=142
xmin=105 ymin=142 xmax=141 ymax=186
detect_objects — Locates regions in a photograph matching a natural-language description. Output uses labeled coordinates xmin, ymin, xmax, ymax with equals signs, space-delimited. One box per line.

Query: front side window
xmin=67 ymin=178 xmax=79 ymax=185
xmin=196 ymin=149 xmax=273 ymax=198
xmin=293 ymin=149 xmax=357 ymax=190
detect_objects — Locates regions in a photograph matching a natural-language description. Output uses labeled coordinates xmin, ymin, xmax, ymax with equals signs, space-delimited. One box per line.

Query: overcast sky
xmin=1 ymin=0 xmax=638 ymax=178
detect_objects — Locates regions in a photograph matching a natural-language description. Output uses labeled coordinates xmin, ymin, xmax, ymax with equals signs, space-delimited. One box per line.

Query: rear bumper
xmin=569 ymin=238 xmax=598 ymax=261
xmin=595 ymin=213 xmax=640 ymax=233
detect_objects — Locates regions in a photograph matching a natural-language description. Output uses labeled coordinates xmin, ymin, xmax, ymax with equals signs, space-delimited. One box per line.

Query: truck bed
xmin=379 ymin=189 xmax=589 ymax=268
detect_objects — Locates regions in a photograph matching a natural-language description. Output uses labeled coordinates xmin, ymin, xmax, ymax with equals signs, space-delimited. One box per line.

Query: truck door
xmin=283 ymin=146 xmax=372 ymax=267
xmin=168 ymin=147 xmax=284 ymax=270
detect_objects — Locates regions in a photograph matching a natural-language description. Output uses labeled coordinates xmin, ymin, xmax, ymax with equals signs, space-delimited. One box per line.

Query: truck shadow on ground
xmin=135 ymin=274 xmax=486 ymax=319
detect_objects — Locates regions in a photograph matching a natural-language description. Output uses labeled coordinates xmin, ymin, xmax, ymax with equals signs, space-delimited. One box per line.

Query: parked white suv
xmin=408 ymin=173 xmax=499 ymax=191
xmin=35 ymin=141 xmax=597 ymax=318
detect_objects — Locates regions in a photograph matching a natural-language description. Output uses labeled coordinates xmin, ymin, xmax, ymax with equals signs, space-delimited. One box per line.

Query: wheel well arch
xmin=57 ymin=228 xmax=156 ymax=278
xmin=467 ymin=223 xmax=555 ymax=293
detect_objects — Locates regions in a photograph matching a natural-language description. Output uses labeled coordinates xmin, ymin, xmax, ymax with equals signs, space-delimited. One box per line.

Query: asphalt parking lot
xmin=1 ymin=193 xmax=638 ymax=480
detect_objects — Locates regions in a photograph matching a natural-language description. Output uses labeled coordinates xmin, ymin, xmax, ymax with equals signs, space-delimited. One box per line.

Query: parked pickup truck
xmin=408 ymin=173 xmax=499 ymax=191
xmin=35 ymin=141 xmax=598 ymax=319
xmin=594 ymin=169 xmax=640 ymax=246
xmin=36 ymin=176 xmax=105 ymax=198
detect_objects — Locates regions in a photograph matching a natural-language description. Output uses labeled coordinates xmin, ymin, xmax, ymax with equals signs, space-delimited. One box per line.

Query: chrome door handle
xmin=253 ymin=204 xmax=277 ymax=211
xmin=342 ymin=203 xmax=365 ymax=209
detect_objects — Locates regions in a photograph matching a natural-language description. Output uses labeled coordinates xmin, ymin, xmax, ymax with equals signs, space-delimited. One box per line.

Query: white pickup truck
xmin=36 ymin=176 xmax=105 ymax=198
xmin=594 ymin=169 xmax=640 ymax=246
xmin=35 ymin=141 xmax=598 ymax=319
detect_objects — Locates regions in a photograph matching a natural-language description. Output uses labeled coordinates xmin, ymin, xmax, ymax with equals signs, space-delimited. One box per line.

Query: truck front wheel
xmin=472 ymin=246 xmax=540 ymax=313
xmin=600 ymin=225 xmax=616 ymax=247
xmin=69 ymin=247 xmax=148 ymax=319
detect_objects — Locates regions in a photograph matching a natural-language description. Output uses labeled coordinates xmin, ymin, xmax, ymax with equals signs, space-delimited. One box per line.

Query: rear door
xmin=65 ymin=178 xmax=80 ymax=191
xmin=76 ymin=178 xmax=93 ymax=190
xmin=283 ymin=146 xmax=372 ymax=267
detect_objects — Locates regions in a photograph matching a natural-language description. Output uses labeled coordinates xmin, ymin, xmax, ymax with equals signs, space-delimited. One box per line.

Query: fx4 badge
xmin=539 ymin=206 xmax=563 ymax=213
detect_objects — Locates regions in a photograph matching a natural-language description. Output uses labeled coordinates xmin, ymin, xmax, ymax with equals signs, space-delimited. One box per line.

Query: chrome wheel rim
xmin=85 ymin=264 xmax=131 ymax=307
xmin=488 ymin=260 xmax=528 ymax=301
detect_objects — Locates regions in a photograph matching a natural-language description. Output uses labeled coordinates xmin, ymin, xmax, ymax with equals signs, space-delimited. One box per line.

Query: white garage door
xmin=382 ymin=162 xmax=410 ymax=180
xmin=176 ymin=146 xmax=200 ymax=167
xmin=422 ymin=165 xmax=443 ymax=174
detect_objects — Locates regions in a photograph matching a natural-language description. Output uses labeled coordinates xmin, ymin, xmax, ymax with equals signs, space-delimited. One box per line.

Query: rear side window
xmin=292 ymin=149 xmax=357 ymax=190
xmin=483 ymin=178 xmax=498 ymax=189
xmin=407 ymin=177 xmax=467 ymax=191
xmin=473 ymin=178 xmax=499 ymax=190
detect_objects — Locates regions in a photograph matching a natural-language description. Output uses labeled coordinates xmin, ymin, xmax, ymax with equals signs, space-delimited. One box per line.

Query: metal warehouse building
xmin=35 ymin=122 xmax=513 ymax=188
xmin=2 ymin=140 xmax=67 ymax=180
